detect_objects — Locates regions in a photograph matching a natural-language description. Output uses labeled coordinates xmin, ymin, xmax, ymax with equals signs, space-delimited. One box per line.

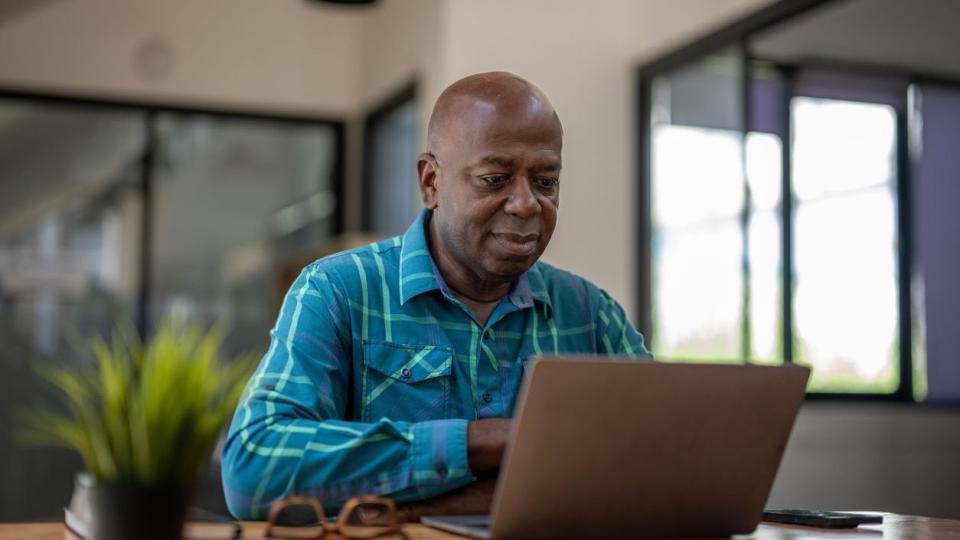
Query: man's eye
xmin=480 ymin=175 xmax=510 ymax=186
xmin=534 ymin=177 xmax=559 ymax=189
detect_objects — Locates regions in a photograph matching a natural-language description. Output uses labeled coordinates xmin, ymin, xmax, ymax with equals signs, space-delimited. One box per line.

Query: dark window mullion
xmin=895 ymin=105 xmax=914 ymax=400
xmin=779 ymin=66 xmax=795 ymax=365
xmin=137 ymin=110 xmax=156 ymax=341
xmin=636 ymin=74 xmax=654 ymax=346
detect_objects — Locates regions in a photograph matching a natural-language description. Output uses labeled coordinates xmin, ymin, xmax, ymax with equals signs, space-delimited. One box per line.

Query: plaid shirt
xmin=221 ymin=209 xmax=650 ymax=519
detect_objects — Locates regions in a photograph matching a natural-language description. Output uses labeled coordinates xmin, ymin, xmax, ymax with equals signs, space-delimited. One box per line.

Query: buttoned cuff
xmin=410 ymin=418 xmax=475 ymax=497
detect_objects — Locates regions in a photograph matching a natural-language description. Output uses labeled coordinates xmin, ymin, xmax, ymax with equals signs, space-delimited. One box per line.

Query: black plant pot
xmin=79 ymin=472 xmax=192 ymax=540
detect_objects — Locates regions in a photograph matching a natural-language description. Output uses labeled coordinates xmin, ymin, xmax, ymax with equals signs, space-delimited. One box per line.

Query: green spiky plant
xmin=20 ymin=318 xmax=256 ymax=487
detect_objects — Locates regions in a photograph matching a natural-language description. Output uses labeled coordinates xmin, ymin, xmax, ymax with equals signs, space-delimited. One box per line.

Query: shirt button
xmin=482 ymin=392 xmax=493 ymax=403
xmin=400 ymin=368 xmax=411 ymax=379
xmin=437 ymin=465 xmax=447 ymax=476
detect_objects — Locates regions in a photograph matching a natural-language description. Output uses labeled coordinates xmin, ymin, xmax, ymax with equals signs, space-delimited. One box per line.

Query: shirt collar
xmin=398 ymin=208 xmax=554 ymax=316
xmin=519 ymin=262 xmax=553 ymax=317
xmin=398 ymin=209 xmax=442 ymax=305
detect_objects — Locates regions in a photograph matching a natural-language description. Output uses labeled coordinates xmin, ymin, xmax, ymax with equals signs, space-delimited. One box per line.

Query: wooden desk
xmin=0 ymin=514 xmax=957 ymax=539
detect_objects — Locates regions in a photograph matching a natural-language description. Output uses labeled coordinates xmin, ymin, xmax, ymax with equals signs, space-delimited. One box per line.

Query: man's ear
xmin=417 ymin=152 xmax=440 ymax=209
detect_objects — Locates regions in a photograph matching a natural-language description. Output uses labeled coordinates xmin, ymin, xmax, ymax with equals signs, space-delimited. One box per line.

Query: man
xmin=221 ymin=72 xmax=650 ymax=520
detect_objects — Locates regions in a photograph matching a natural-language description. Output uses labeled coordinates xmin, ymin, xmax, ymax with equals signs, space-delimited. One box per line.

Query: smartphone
xmin=762 ymin=509 xmax=883 ymax=528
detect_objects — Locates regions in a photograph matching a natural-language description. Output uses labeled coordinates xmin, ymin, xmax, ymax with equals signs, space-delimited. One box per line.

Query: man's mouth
xmin=491 ymin=232 xmax=539 ymax=256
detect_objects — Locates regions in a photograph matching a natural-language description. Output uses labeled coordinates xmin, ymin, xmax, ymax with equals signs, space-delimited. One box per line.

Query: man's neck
xmin=457 ymin=295 xmax=500 ymax=327
xmin=427 ymin=220 xmax=512 ymax=321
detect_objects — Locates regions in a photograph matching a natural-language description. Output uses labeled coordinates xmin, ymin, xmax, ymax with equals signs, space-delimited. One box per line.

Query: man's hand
xmin=467 ymin=418 xmax=511 ymax=474
xmin=396 ymin=476 xmax=498 ymax=522
xmin=395 ymin=419 xmax=510 ymax=522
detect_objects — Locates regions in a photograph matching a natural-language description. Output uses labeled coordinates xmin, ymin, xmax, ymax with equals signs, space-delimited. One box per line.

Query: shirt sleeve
xmin=220 ymin=263 xmax=475 ymax=520
xmin=595 ymin=289 xmax=653 ymax=359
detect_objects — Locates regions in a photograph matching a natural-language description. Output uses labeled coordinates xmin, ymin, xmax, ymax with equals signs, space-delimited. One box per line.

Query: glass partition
xmin=0 ymin=96 xmax=343 ymax=519
xmin=648 ymin=48 xmax=784 ymax=363
xmin=0 ymin=99 xmax=147 ymax=520
xmin=364 ymin=91 xmax=421 ymax=235
xmin=151 ymin=113 xmax=339 ymax=354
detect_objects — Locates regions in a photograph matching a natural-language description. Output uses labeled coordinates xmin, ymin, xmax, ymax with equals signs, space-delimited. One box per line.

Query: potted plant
xmin=20 ymin=318 xmax=255 ymax=540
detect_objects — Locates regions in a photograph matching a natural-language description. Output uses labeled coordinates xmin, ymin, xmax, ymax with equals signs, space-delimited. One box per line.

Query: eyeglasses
xmin=264 ymin=495 xmax=408 ymax=540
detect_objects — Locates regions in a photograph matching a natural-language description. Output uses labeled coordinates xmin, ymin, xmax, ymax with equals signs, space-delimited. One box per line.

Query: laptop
xmin=422 ymin=358 xmax=810 ymax=539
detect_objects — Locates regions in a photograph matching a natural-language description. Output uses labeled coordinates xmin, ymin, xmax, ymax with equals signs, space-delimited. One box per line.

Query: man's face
xmin=424 ymin=103 xmax=562 ymax=283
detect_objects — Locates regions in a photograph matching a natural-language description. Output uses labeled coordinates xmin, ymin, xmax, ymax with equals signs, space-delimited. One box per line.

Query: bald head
xmin=427 ymin=72 xmax=562 ymax=155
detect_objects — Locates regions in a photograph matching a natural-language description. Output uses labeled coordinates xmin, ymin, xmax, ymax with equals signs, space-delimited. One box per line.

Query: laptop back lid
xmin=489 ymin=359 xmax=809 ymax=539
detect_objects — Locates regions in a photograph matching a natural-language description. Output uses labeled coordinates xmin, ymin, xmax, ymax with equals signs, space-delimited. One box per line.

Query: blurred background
xmin=0 ymin=0 xmax=958 ymax=522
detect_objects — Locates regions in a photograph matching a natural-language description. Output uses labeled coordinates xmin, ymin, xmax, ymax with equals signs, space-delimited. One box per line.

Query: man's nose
xmin=503 ymin=178 xmax=541 ymax=218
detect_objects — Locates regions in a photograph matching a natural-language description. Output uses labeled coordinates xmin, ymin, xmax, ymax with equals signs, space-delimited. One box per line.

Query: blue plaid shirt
xmin=221 ymin=209 xmax=650 ymax=519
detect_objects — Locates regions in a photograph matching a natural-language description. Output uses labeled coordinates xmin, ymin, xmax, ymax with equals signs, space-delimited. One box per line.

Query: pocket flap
xmin=362 ymin=340 xmax=453 ymax=383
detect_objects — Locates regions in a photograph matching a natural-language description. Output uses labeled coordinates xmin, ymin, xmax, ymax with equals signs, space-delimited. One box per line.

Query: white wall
xmin=771 ymin=404 xmax=960 ymax=519
xmin=356 ymin=0 xmax=445 ymax=109
xmin=0 ymin=0 xmax=362 ymax=115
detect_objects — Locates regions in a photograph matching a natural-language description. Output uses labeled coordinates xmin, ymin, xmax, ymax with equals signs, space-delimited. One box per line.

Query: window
xmin=641 ymin=53 xmax=918 ymax=398
xmin=791 ymin=97 xmax=899 ymax=393
xmin=151 ymin=112 xmax=340 ymax=353
xmin=363 ymin=84 xmax=421 ymax=236
xmin=651 ymin=124 xmax=747 ymax=360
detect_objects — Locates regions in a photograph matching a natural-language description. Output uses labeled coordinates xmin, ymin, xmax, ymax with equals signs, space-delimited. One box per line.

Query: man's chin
xmin=482 ymin=256 xmax=537 ymax=281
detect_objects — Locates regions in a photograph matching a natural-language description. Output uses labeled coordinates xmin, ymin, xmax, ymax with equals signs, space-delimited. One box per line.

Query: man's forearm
xmin=221 ymin=413 xmax=475 ymax=519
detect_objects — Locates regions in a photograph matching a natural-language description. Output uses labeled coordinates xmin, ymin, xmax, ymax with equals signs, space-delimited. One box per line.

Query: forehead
xmin=446 ymin=100 xmax=563 ymax=162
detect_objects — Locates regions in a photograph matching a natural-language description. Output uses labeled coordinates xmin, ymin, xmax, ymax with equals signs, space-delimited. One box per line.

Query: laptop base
xmin=421 ymin=515 xmax=493 ymax=539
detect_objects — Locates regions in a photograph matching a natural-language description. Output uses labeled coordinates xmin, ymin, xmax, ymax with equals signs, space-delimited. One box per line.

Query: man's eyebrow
xmin=531 ymin=162 xmax=561 ymax=173
xmin=473 ymin=156 xmax=515 ymax=168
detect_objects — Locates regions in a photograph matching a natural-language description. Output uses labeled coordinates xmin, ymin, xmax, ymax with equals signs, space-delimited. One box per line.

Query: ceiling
xmin=752 ymin=0 xmax=960 ymax=80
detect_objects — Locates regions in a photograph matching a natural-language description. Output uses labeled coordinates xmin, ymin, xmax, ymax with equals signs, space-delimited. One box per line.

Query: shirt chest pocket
xmin=361 ymin=340 xmax=454 ymax=423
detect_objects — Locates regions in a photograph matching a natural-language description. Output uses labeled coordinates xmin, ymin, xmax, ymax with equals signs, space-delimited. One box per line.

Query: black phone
xmin=762 ymin=509 xmax=883 ymax=529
